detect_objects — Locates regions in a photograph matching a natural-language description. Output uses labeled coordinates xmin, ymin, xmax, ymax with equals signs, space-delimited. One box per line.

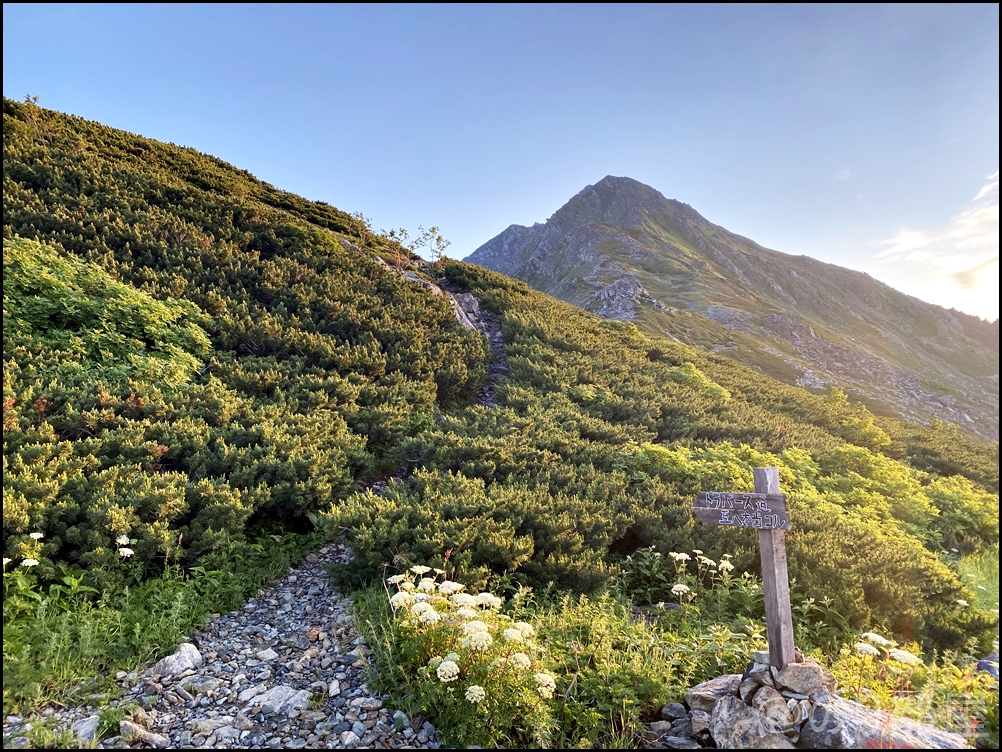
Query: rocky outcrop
xmin=644 ymin=656 xmax=967 ymax=750
xmin=582 ymin=276 xmax=649 ymax=320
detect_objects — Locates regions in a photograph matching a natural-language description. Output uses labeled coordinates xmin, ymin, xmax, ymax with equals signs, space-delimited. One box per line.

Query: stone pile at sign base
xmin=642 ymin=653 xmax=968 ymax=750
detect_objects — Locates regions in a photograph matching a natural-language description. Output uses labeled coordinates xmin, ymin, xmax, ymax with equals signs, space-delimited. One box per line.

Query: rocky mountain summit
xmin=467 ymin=176 xmax=999 ymax=439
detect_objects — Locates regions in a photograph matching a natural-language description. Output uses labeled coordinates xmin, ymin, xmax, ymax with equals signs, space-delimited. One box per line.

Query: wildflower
xmin=387 ymin=574 xmax=406 ymax=585
xmin=503 ymin=628 xmax=525 ymax=644
xmin=118 ymin=548 xmax=135 ymax=558
xmin=115 ymin=534 xmax=131 ymax=546
xmin=433 ymin=568 xmax=446 ymax=575
xmin=534 ymin=673 xmax=556 ymax=699
xmin=455 ymin=607 xmax=478 ymax=619
xmin=721 ymin=553 xmax=733 ymax=559
xmin=29 ymin=532 xmax=45 ymax=541
xmin=977 ymin=585 xmax=987 ymax=591
xmin=444 ymin=652 xmax=459 ymax=663
xmin=466 ymin=684 xmax=486 ymax=704
xmin=956 ymin=599 xmax=969 ymax=607
xmin=476 ymin=592 xmax=503 ymax=609
xmin=698 ymin=555 xmax=716 ymax=567
xmin=861 ymin=632 xmax=893 ymax=648
xmin=672 ymin=583 xmax=691 ymax=596
xmin=419 ymin=608 xmax=441 ymax=624
xmin=888 ymin=649 xmax=921 ymax=666
xmin=427 ymin=656 xmax=443 ymax=669
xmin=417 ymin=578 xmax=436 ymax=593
xmin=437 ymin=660 xmax=460 ymax=682
xmin=3 ymin=558 xmax=11 ymax=567
xmin=389 ymin=591 xmax=414 ymax=609
xmin=855 ymin=642 xmax=880 ymax=656
xmin=411 ymin=602 xmax=434 ymax=617
xmin=463 ymin=620 xmax=490 ymax=635
xmin=668 ymin=552 xmax=691 ymax=562
xmin=718 ymin=560 xmax=735 ymax=572
xmin=438 ymin=580 xmax=464 ymax=595
xmin=468 ymin=631 xmax=493 ymax=651
xmin=510 ymin=652 xmax=532 ymax=669
xmin=514 ymin=621 xmax=535 ymax=638
xmin=451 ymin=593 xmax=477 ymax=607
xmin=20 ymin=558 xmax=39 ymax=567
xmin=399 ymin=580 xmax=416 ymax=592
xmin=410 ymin=565 xmax=432 ymax=575
xmin=692 ymin=549 xmax=703 ymax=555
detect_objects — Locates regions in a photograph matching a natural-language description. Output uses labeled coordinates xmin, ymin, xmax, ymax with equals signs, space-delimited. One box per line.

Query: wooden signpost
xmin=692 ymin=467 xmax=796 ymax=669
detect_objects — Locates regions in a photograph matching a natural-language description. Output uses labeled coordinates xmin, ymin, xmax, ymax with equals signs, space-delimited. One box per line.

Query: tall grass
xmin=2 ymin=532 xmax=320 ymax=715
xmin=958 ymin=545 xmax=1000 ymax=612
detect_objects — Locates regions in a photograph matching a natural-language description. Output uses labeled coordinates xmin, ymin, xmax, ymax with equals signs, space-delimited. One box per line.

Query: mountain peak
xmin=466 ymin=177 xmax=999 ymax=439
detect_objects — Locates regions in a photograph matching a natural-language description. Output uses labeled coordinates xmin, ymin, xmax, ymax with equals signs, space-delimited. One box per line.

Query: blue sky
xmin=3 ymin=3 xmax=998 ymax=320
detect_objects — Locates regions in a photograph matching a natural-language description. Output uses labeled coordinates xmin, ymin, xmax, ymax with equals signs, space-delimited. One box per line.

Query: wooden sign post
xmin=692 ymin=467 xmax=796 ymax=669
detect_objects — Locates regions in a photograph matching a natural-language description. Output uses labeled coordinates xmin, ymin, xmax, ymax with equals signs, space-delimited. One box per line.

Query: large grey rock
xmin=739 ymin=677 xmax=760 ymax=703
xmin=689 ymin=710 xmax=711 ymax=736
xmin=751 ymin=685 xmax=795 ymax=728
xmin=119 ymin=720 xmax=169 ymax=748
xmin=642 ymin=720 xmax=674 ymax=747
xmin=448 ymin=294 xmax=481 ymax=331
xmin=710 ymin=695 xmax=793 ymax=749
xmin=748 ymin=661 xmax=777 ymax=688
xmin=685 ymin=673 xmax=741 ymax=714
xmin=778 ymin=659 xmax=835 ymax=695
xmin=661 ymin=703 xmax=688 ymax=721
xmin=662 ymin=737 xmax=702 ymax=749
xmin=798 ymin=695 xmax=967 ymax=749
xmin=252 ymin=685 xmax=312 ymax=714
xmin=977 ymin=650 xmax=999 ymax=680
xmin=146 ymin=642 xmax=203 ymax=677
xmin=70 ymin=715 xmax=100 ymax=746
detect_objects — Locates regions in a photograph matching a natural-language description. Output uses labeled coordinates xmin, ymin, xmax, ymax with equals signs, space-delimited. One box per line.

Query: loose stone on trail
xmin=0 ymin=542 xmax=441 ymax=750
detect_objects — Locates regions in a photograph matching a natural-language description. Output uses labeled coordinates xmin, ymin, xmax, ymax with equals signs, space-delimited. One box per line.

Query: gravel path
xmin=2 ymin=542 xmax=441 ymax=750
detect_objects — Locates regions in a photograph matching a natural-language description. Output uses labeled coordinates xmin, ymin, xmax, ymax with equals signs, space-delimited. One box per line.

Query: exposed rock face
xmin=466 ymin=175 xmax=998 ymax=439
xmin=646 ymin=657 xmax=968 ymax=750
xmin=799 ymin=695 xmax=967 ymax=749
xmin=710 ymin=695 xmax=793 ymax=749
xmin=685 ymin=674 xmax=742 ymax=714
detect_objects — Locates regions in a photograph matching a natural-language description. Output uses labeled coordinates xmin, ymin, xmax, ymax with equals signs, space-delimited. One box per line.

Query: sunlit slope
xmin=3 ymin=97 xmax=997 ymax=650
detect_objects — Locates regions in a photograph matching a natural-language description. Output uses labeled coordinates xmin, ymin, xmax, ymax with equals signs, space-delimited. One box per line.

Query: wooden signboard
xmin=692 ymin=492 xmax=789 ymax=531
xmin=692 ymin=467 xmax=796 ymax=670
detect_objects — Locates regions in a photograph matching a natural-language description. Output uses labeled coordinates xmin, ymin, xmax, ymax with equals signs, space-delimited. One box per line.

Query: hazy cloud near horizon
xmin=872 ymin=171 xmax=999 ymax=320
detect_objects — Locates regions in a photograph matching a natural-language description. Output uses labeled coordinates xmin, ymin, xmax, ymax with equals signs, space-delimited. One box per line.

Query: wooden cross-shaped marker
xmin=692 ymin=467 xmax=796 ymax=669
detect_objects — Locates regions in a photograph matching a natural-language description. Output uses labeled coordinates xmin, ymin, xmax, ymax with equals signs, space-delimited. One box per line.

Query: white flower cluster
xmin=534 ymin=673 xmax=556 ymax=699
xmin=668 ymin=552 xmax=691 ymax=562
xmin=860 ymin=632 xmax=893 ymax=648
xmin=114 ymin=532 xmax=137 ymax=558
xmin=386 ymin=563 xmax=552 ymax=705
xmin=503 ymin=627 xmax=525 ymax=643
xmin=888 ymin=648 xmax=921 ymax=666
xmin=465 ymin=684 xmax=486 ymax=703
xmin=437 ymin=660 xmax=460 ymax=682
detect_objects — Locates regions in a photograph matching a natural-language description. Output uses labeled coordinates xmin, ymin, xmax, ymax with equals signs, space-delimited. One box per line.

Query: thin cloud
xmin=952 ymin=255 xmax=999 ymax=290
xmin=877 ymin=170 xmax=999 ymax=268
xmin=834 ymin=169 xmax=852 ymax=181
xmin=873 ymin=170 xmax=999 ymax=319
xmin=974 ymin=181 xmax=998 ymax=201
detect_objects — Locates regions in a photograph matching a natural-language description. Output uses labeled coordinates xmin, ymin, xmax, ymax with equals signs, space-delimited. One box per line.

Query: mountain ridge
xmin=467 ymin=176 xmax=999 ymax=439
